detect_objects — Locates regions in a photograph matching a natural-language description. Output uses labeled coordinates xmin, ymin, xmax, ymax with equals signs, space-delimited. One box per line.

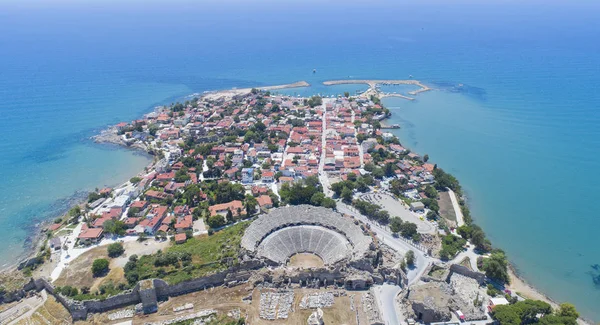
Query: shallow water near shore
xmin=1 ymin=0 xmax=600 ymax=320
xmin=384 ymin=89 xmax=600 ymax=321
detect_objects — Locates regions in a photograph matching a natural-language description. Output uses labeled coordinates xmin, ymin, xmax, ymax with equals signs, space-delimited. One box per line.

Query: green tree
xmin=320 ymin=198 xmax=337 ymax=209
xmin=207 ymin=214 xmax=226 ymax=228
xmin=130 ymin=176 xmax=142 ymax=184
xmin=557 ymin=303 xmax=579 ymax=319
xmin=346 ymin=172 xmax=357 ymax=182
xmin=384 ymin=163 xmax=396 ymax=177
xmin=92 ymin=258 xmax=109 ymax=276
xmin=399 ymin=222 xmax=418 ymax=239
xmin=174 ymin=169 xmax=191 ymax=183
xmin=245 ymin=195 xmax=258 ymax=216
xmin=492 ymin=305 xmax=521 ymax=325
xmin=372 ymin=167 xmax=385 ymax=179
xmin=304 ymin=175 xmax=321 ymax=188
xmin=310 ymin=192 xmax=325 ymax=206
xmin=103 ymin=220 xmax=126 ymax=236
xmin=148 ymin=124 xmax=159 ymax=136
xmin=471 ymin=228 xmax=491 ymax=252
xmin=107 ymin=242 xmax=124 ymax=258
xmin=405 ymin=250 xmax=415 ymax=266
xmin=423 ymin=185 xmax=438 ymax=199
xmin=68 ymin=205 xmax=81 ymax=217
xmin=423 ymin=154 xmax=429 ymax=162
xmin=341 ymin=187 xmax=353 ymax=203
xmin=390 ymin=217 xmax=403 ymax=234
xmin=127 ymin=207 xmax=140 ymax=218
xmin=482 ymin=250 xmax=510 ymax=284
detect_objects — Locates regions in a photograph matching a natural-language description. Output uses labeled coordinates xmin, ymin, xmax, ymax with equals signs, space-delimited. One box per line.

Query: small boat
xmin=409 ymin=75 xmax=414 ymax=79
xmin=313 ymin=69 xmax=317 ymax=73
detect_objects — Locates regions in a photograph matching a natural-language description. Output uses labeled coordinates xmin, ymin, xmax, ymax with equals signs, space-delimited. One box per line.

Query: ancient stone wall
xmin=3 ymin=258 xmax=392 ymax=321
xmin=447 ymin=264 xmax=486 ymax=285
xmin=84 ymin=288 xmax=140 ymax=314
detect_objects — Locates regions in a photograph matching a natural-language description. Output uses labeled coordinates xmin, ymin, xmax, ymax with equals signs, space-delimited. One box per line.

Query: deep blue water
xmin=1 ymin=0 xmax=599 ymax=320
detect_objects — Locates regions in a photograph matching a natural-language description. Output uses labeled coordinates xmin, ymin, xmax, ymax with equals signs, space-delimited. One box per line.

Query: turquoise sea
xmin=1 ymin=0 xmax=599 ymax=320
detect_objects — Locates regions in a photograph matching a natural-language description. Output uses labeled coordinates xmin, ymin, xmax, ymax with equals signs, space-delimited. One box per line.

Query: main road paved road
xmin=336 ymin=202 xmax=431 ymax=285
xmin=337 ymin=202 xmax=433 ymax=325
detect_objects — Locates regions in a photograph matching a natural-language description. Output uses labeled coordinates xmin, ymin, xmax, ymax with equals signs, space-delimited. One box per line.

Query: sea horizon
xmin=1 ymin=0 xmax=599 ymax=321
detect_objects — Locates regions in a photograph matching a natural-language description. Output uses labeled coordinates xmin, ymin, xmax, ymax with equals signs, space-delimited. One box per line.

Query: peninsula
xmin=0 ymin=82 xmax=585 ymax=325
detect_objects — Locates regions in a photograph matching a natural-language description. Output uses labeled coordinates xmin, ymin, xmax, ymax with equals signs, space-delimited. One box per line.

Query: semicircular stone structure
xmin=242 ymin=205 xmax=372 ymax=265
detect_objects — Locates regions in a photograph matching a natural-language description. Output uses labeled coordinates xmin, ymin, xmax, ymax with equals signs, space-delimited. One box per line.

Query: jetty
xmin=323 ymin=79 xmax=431 ymax=100
xmin=204 ymin=81 xmax=310 ymax=100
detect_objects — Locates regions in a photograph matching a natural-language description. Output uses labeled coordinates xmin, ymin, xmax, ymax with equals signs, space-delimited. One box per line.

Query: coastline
xmin=0 ymin=81 xmax=592 ymax=324
xmin=506 ymin=265 xmax=593 ymax=324
xmin=0 ymin=81 xmax=308 ymax=277
xmin=506 ymin=266 xmax=592 ymax=325
xmin=378 ymin=97 xmax=594 ymax=325
xmin=202 ymin=81 xmax=310 ymax=100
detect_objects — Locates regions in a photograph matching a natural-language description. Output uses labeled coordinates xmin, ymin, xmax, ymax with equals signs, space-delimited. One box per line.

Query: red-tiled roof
xmin=78 ymin=227 xmax=103 ymax=239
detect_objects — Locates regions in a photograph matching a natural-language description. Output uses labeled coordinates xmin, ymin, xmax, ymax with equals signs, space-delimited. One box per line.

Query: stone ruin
xmin=2 ymin=206 xmax=409 ymax=322
xmin=402 ymin=264 xmax=489 ymax=323
xmin=307 ymin=308 xmax=325 ymax=325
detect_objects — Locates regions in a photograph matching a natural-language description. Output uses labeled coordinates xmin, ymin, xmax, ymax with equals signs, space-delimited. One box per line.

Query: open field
xmin=82 ymin=284 xmax=369 ymax=325
xmin=438 ymin=191 xmax=457 ymax=226
xmin=54 ymin=245 xmax=109 ymax=289
xmin=14 ymin=294 xmax=71 ymax=325
xmin=125 ymin=222 xmax=248 ymax=285
xmin=54 ymin=238 xmax=171 ymax=295
xmin=0 ymin=270 xmax=29 ymax=293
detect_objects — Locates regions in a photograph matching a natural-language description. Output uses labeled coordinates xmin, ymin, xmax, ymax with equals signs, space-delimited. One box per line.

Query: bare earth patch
xmin=54 ymin=246 xmax=109 ymax=289
xmin=15 ymin=294 xmax=71 ymax=325
xmin=288 ymin=253 xmax=324 ymax=269
xmin=84 ymin=284 xmax=366 ymax=325
xmin=459 ymin=257 xmax=473 ymax=271
xmin=438 ymin=191 xmax=457 ymax=226
xmin=54 ymin=238 xmax=171 ymax=290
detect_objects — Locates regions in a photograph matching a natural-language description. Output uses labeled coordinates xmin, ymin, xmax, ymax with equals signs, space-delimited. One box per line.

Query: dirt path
xmin=3 ymin=290 xmax=47 ymax=325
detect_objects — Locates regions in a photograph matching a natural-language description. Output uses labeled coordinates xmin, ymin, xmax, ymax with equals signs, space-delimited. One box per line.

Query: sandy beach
xmin=507 ymin=265 xmax=592 ymax=325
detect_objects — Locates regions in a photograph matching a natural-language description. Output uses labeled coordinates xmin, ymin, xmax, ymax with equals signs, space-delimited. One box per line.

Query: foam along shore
xmin=323 ymin=79 xmax=431 ymax=100
xmin=203 ymin=81 xmax=310 ymax=100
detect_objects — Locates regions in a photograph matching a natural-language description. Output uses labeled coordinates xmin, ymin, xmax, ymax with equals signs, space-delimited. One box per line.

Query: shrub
xmin=107 ymin=242 xmax=124 ymax=258
xmin=92 ymin=258 xmax=109 ymax=277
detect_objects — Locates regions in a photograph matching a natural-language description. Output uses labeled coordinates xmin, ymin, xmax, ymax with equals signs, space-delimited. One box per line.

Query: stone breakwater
xmin=93 ymin=127 xmax=149 ymax=152
xmin=323 ymin=79 xmax=432 ymax=100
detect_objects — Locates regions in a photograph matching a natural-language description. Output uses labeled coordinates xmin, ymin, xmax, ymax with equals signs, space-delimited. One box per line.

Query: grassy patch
xmin=459 ymin=257 xmax=472 ymax=270
xmin=125 ymin=222 xmax=248 ymax=285
xmin=439 ymin=234 xmax=467 ymax=260
xmin=0 ymin=270 xmax=29 ymax=293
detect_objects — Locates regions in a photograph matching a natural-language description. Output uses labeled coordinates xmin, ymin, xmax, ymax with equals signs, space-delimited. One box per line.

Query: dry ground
xmin=14 ymin=294 xmax=72 ymax=325
xmin=82 ymin=285 xmax=369 ymax=325
xmin=288 ymin=253 xmax=324 ymax=269
xmin=54 ymin=245 xmax=110 ymax=289
xmin=54 ymin=239 xmax=171 ymax=291
xmin=247 ymin=287 xmax=366 ymax=325
xmin=459 ymin=257 xmax=473 ymax=271
xmin=438 ymin=191 xmax=457 ymax=227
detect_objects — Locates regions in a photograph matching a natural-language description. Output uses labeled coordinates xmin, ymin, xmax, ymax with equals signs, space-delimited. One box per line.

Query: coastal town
xmin=0 ymin=81 xmax=584 ymax=325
